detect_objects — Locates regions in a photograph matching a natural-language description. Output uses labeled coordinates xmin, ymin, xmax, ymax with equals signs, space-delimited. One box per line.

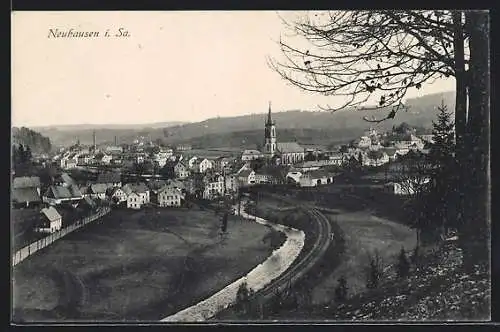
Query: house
xmin=328 ymin=154 xmax=345 ymax=166
xmin=147 ymin=179 xmax=167 ymax=194
xmin=382 ymin=147 xmax=398 ymax=162
xmin=224 ymin=174 xmax=239 ymax=195
xmin=241 ymin=150 xmax=264 ymax=161
xmin=276 ymin=142 xmax=305 ymax=165
xmin=192 ymin=158 xmax=213 ymax=173
xmin=90 ymin=183 xmax=109 ymax=200
xmin=54 ymin=173 xmax=78 ymax=188
xmin=105 ymin=145 xmax=123 ymax=154
xmin=214 ymin=156 xmax=231 ymax=172
xmin=95 ymin=153 xmax=113 ymax=165
xmin=36 ymin=206 xmax=63 ymax=233
xmin=77 ymin=154 xmax=92 ymax=165
xmin=254 ymin=167 xmax=281 ymax=185
xmin=174 ymin=161 xmax=190 ymax=179
xmin=176 ymin=144 xmax=192 ymax=152
xmin=357 ymin=136 xmax=372 ymax=148
xmin=13 ymin=176 xmax=41 ymax=193
xmin=186 ymin=156 xmax=198 ymax=168
xmin=237 ymin=169 xmax=256 ymax=187
xmin=12 ymin=176 xmax=42 ymax=208
xmin=158 ymin=186 xmax=184 ymax=207
xmin=96 ymin=172 xmax=122 ymax=188
xmin=12 ymin=185 xmax=42 ymax=208
xmin=122 ymin=182 xmax=150 ymax=207
xmin=106 ymin=187 xmax=127 ymax=204
xmin=127 ymin=192 xmax=142 ymax=209
xmin=42 ymin=185 xmax=83 ymax=206
xmin=64 ymin=155 xmax=78 ymax=169
xmin=299 ymin=170 xmax=336 ymax=187
xmin=202 ymin=173 xmax=225 ymax=200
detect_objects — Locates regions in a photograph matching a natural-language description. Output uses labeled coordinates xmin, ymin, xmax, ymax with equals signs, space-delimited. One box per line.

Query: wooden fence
xmin=11 ymin=207 xmax=111 ymax=267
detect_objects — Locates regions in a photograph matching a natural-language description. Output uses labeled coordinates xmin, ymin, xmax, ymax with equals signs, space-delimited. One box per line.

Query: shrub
xmin=396 ymin=247 xmax=411 ymax=279
xmin=235 ymin=281 xmax=254 ymax=314
xmin=334 ymin=276 xmax=348 ymax=302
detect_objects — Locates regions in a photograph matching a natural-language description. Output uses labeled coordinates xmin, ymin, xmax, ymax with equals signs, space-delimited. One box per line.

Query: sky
xmin=11 ymin=11 xmax=455 ymax=127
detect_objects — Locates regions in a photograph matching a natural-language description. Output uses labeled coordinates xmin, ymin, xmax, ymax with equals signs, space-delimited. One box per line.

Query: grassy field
xmin=11 ymin=208 xmax=45 ymax=251
xmin=310 ymin=210 xmax=416 ymax=304
xmin=247 ymin=193 xmax=416 ymax=306
xmin=12 ymin=206 xmax=284 ymax=322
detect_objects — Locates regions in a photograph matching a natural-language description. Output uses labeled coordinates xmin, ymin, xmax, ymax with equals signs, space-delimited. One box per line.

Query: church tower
xmin=264 ymin=101 xmax=277 ymax=156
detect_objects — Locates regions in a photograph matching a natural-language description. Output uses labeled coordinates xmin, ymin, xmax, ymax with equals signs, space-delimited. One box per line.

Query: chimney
xmin=93 ymin=130 xmax=96 ymax=151
xmin=114 ymin=135 xmax=117 ymax=146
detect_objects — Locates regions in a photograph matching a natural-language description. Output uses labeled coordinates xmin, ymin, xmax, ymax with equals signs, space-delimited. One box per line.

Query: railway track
xmin=249 ymin=194 xmax=333 ymax=302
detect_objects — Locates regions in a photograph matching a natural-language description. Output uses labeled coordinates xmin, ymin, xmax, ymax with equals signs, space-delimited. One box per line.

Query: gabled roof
xmin=41 ymin=206 xmax=61 ymax=222
xmin=238 ymin=169 xmax=254 ymax=178
xmin=59 ymin=173 xmax=77 ymax=186
xmin=147 ymin=179 xmax=167 ymax=190
xmin=12 ymin=187 xmax=41 ymax=203
xmin=277 ymin=142 xmax=304 ymax=153
xmin=45 ymin=185 xmax=82 ymax=199
xmin=13 ymin=176 xmax=41 ymax=189
xmin=123 ymin=182 xmax=149 ymax=194
xmin=305 ymin=169 xmax=337 ymax=179
xmin=97 ymin=172 xmax=121 ymax=184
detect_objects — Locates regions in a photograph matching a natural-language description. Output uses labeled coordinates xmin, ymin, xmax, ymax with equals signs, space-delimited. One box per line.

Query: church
xmin=263 ymin=102 xmax=305 ymax=165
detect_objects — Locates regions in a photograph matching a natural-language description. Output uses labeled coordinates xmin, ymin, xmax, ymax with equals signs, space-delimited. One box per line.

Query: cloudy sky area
xmin=12 ymin=11 xmax=455 ymax=127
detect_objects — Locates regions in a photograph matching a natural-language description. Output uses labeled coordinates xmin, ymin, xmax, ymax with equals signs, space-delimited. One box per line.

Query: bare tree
xmin=271 ymin=10 xmax=490 ymax=265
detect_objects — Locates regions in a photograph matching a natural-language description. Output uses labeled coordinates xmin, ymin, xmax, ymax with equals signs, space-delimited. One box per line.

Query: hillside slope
xmin=35 ymin=91 xmax=455 ymax=147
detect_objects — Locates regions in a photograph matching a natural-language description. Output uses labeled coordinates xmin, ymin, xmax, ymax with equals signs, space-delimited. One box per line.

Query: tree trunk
xmin=453 ymin=11 xmax=468 ymax=234
xmin=461 ymin=10 xmax=490 ymax=267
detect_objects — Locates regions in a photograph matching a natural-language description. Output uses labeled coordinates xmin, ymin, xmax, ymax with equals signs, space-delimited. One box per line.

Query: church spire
xmin=266 ymin=101 xmax=273 ymax=125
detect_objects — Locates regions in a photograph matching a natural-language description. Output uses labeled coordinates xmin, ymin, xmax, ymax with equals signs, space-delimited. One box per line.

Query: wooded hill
xmin=35 ymin=91 xmax=455 ymax=148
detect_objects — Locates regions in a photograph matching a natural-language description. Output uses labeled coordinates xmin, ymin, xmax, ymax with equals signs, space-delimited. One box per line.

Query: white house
xmin=36 ymin=206 xmax=62 ymax=233
xmin=90 ymin=183 xmax=109 ymax=200
xmin=237 ymin=169 xmax=256 ymax=187
xmin=286 ymin=171 xmax=302 ymax=184
xmin=157 ymin=186 xmax=183 ymax=207
xmin=187 ymin=156 xmax=198 ymax=168
xmin=174 ymin=161 xmax=190 ymax=179
xmin=122 ymin=183 xmax=150 ymax=206
xmin=241 ymin=150 xmax=264 ymax=161
xmin=203 ymin=174 xmax=225 ymax=200
xmin=107 ymin=187 xmax=127 ymax=203
xmin=224 ymin=174 xmax=239 ymax=195
xmin=299 ymin=170 xmax=335 ymax=187
xmin=357 ymin=136 xmax=372 ymax=148
xmin=127 ymin=192 xmax=142 ymax=209
xmin=192 ymin=158 xmax=213 ymax=173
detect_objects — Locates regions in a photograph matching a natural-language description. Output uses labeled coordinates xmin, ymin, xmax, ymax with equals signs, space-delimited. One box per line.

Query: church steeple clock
xmin=264 ymin=101 xmax=277 ymax=156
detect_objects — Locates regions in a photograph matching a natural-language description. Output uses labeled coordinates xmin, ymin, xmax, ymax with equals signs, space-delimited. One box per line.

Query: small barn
xmin=37 ymin=206 xmax=62 ymax=233
xmin=299 ymin=170 xmax=336 ymax=187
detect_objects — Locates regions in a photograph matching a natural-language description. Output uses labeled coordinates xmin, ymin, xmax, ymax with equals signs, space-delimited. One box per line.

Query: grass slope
xmin=12 ymin=207 xmax=285 ymax=322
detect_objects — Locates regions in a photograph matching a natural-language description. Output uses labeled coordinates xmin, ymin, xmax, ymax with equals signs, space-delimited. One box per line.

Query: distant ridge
xmin=31 ymin=91 xmax=455 ymax=147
